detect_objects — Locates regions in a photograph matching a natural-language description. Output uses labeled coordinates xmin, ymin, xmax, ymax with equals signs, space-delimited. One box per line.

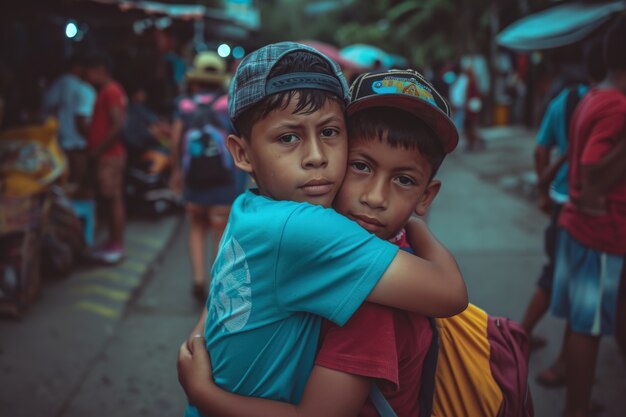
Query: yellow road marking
xmin=77 ymin=270 xmax=140 ymax=286
xmin=74 ymin=301 xmax=120 ymax=319
xmin=118 ymin=259 xmax=147 ymax=274
xmin=73 ymin=284 xmax=131 ymax=301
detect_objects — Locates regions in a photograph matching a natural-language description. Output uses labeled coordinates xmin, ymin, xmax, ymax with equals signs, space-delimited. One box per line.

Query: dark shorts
xmin=183 ymin=183 xmax=239 ymax=207
xmin=536 ymin=203 xmax=564 ymax=291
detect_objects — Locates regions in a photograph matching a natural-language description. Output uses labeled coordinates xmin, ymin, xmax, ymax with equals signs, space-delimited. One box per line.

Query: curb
xmin=69 ymin=213 xmax=185 ymax=321
xmin=121 ymin=214 xmax=185 ymax=319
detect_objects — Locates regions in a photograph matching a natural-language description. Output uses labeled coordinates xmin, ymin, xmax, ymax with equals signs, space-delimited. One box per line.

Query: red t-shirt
xmin=560 ymin=88 xmax=626 ymax=254
xmin=88 ymin=81 xmax=128 ymax=158
xmin=316 ymin=230 xmax=433 ymax=417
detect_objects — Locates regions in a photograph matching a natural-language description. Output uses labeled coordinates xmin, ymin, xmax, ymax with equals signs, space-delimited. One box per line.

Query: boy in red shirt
xmin=548 ymin=17 xmax=626 ymax=417
xmin=84 ymin=54 xmax=128 ymax=264
xmin=178 ymin=69 xmax=458 ymax=417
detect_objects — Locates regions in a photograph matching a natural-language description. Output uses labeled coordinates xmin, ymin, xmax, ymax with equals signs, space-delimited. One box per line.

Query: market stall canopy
xmin=89 ymin=0 xmax=206 ymax=20
xmin=86 ymin=0 xmax=259 ymax=29
xmin=497 ymin=0 xmax=625 ymax=51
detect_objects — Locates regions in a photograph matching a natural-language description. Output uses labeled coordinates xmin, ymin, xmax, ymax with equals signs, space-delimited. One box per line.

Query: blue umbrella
xmin=340 ymin=44 xmax=394 ymax=69
xmin=388 ymin=54 xmax=409 ymax=69
xmin=497 ymin=1 xmax=624 ymax=51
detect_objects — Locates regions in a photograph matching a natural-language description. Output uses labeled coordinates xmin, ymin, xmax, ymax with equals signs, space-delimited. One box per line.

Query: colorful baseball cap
xmin=348 ymin=69 xmax=459 ymax=153
xmin=228 ymin=41 xmax=350 ymax=123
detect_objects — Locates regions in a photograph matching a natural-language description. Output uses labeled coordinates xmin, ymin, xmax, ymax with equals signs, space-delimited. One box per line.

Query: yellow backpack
xmin=432 ymin=303 xmax=533 ymax=417
xmin=370 ymin=304 xmax=533 ymax=417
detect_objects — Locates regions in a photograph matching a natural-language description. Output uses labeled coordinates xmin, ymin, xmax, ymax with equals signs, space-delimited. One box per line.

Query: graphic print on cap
xmin=371 ymin=76 xmax=438 ymax=107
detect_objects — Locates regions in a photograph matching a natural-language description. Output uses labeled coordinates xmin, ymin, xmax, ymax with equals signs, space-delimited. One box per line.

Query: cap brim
xmin=347 ymin=95 xmax=459 ymax=153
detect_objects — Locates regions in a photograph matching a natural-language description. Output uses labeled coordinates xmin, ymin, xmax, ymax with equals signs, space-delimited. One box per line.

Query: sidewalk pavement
xmin=459 ymin=126 xmax=540 ymax=203
xmin=429 ymin=126 xmax=625 ymax=417
xmin=0 ymin=214 xmax=183 ymax=417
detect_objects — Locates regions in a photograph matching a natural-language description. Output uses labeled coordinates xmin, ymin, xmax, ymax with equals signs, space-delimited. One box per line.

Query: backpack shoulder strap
xmin=196 ymin=92 xmax=223 ymax=109
xmin=189 ymin=93 xmax=225 ymax=129
xmin=369 ymin=384 xmax=398 ymax=417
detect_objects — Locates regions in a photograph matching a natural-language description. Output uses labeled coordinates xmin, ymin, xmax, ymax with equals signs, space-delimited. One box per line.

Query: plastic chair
xmin=70 ymin=199 xmax=95 ymax=247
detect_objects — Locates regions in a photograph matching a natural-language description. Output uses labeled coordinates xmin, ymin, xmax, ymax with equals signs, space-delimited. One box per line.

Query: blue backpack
xmin=183 ymin=94 xmax=234 ymax=189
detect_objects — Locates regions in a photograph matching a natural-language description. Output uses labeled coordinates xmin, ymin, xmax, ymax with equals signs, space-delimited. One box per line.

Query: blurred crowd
xmin=0 ymin=36 xmax=245 ymax=316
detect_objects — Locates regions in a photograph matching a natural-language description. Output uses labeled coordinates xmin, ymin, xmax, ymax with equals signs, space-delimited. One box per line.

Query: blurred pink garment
xmin=213 ymin=95 xmax=229 ymax=112
xmin=176 ymin=93 xmax=228 ymax=120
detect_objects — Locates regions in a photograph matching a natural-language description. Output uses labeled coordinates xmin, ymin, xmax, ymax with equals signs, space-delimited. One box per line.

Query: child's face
xmin=229 ymin=95 xmax=347 ymax=208
xmin=334 ymin=136 xmax=441 ymax=240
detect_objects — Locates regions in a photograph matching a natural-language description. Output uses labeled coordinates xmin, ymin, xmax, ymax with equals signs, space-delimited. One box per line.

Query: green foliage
xmin=253 ymin=0 xmax=556 ymax=66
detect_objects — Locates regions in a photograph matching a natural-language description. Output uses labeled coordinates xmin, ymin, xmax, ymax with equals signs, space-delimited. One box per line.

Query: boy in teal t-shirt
xmin=182 ymin=43 xmax=466 ymax=417
xmin=179 ymin=68 xmax=461 ymax=417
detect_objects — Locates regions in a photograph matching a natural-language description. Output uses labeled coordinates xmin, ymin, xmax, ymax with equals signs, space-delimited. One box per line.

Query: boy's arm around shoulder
xmin=367 ymin=216 xmax=468 ymax=317
xmin=277 ymin=204 xmax=465 ymax=319
xmin=178 ymin=337 xmax=368 ymax=417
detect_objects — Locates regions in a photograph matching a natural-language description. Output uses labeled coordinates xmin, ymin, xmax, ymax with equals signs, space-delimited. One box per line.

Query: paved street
xmin=1 ymin=127 xmax=625 ymax=416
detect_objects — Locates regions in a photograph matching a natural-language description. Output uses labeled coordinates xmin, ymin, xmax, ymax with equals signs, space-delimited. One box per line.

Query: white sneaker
xmin=90 ymin=243 xmax=125 ymax=265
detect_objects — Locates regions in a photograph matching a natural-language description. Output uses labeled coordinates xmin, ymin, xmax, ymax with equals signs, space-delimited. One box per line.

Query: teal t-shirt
xmin=184 ymin=190 xmax=398 ymax=416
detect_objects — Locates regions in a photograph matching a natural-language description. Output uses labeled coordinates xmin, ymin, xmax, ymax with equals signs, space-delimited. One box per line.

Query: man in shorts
xmin=84 ymin=53 xmax=128 ymax=264
xmin=549 ymin=17 xmax=626 ymax=417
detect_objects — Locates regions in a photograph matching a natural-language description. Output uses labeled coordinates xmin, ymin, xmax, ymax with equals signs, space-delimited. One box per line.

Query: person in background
xmin=549 ymin=17 xmax=626 ymax=417
xmin=42 ymin=53 xmax=96 ymax=196
xmin=123 ymin=84 xmax=169 ymax=159
xmin=463 ymin=66 xmax=486 ymax=151
xmin=449 ymin=63 xmax=468 ymax=140
xmin=169 ymin=52 xmax=239 ymax=302
xmin=520 ymin=39 xmax=607 ymax=389
xmin=83 ymin=53 xmax=128 ymax=265
xmin=430 ymin=61 xmax=452 ymax=100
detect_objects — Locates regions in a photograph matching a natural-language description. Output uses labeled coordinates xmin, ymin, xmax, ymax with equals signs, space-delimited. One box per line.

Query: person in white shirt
xmin=43 ymin=54 xmax=96 ymax=196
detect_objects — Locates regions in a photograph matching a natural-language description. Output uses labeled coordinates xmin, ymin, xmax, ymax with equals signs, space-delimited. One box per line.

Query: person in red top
xmin=548 ymin=17 xmax=626 ymax=417
xmin=178 ymin=69 xmax=460 ymax=417
xmin=84 ymin=53 xmax=128 ymax=264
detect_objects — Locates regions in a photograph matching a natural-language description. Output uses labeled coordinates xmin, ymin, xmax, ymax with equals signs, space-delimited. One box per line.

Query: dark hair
xmin=83 ymin=52 xmax=113 ymax=73
xmin=584 ymin=38 xmax=607 ymax=83
xmin=233 ymin=51 xmax=345 ymax=140
xmin=604 ymin=15 xmax=626 ymax=71
xmin=127 ymin=82 xmax=148 ymax=97
xmin=66 ymin=53 xmax=86 ymax=71
xmin=347 ymin=108 xmax=446 ymax=179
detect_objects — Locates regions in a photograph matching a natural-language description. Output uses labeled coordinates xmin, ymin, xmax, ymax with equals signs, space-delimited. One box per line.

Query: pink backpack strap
xmin=487 ymin=317 xmax=534 ymax=417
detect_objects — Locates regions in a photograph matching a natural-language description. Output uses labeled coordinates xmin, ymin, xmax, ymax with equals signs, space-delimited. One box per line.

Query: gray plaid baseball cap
xmin=228 ymin=42 xmax=351 ymax=123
